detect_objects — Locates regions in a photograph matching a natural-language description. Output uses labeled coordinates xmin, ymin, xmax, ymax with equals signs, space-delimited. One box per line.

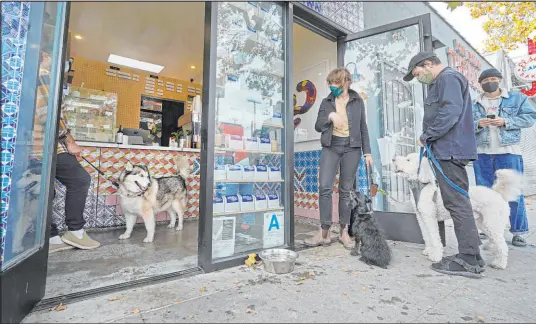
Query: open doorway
xmin=45 ymin=2 xmax=204 ymax=299
xmin=291 ymin=23 xmax=339 ymax=243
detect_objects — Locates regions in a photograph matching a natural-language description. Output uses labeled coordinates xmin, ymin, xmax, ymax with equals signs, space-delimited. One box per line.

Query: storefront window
xmin=211 ymin=2 xmax=286 ymax=259
xmin=344 ymin=24 xmax=424 ymax=214
xmin=2 ymin=2 xmax=64 ymax=269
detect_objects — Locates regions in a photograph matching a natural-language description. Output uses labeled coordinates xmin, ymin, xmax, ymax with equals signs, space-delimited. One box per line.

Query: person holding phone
xmin=304 ymin=68 xmax=372 ymax=249
xmin=472 ymin=68 xmax=536 ymax=247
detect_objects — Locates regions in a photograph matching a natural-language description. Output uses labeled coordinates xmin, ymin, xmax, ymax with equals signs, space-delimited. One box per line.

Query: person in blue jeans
xmin=472 ymin=68 xmax=536 ymax=247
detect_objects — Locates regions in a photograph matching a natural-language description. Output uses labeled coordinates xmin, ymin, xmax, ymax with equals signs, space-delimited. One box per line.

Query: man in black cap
xmin=404 ymin=52 xmax=483 ymax=278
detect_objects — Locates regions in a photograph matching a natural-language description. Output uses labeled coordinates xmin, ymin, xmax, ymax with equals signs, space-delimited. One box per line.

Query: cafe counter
xmin=51 ymin=142 xmax=201 ymax=231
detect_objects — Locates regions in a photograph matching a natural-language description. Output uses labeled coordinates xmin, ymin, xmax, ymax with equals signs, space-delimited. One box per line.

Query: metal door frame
xmin=0 ymin=2 xmax=70 ymax=322
xmin=336 ymin=14 xmax=434 ymax=244
xmin=198 ymin=1 xmax=295 ymax=273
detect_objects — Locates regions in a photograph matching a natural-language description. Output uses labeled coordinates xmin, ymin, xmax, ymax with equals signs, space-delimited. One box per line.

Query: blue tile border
xmin=1 ymin=1 xmax=30 ymax=266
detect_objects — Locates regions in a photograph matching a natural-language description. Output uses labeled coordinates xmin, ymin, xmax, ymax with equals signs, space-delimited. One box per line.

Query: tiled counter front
xmin=52 ymin=146 xmax=200 ymax=231
xmin=293 ymin=150 xmax=369 ymax=222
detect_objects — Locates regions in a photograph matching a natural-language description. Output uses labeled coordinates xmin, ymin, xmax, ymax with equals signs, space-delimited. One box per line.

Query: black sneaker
xmin=512 ymin=235 xmax=527 ymax=247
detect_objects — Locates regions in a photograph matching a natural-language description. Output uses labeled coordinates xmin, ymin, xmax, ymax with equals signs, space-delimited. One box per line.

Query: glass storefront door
xmin=340 ymin=16 xmax=433 ymax=215
xmin=199 ymin=1 xmax=293 ymax=272
xmin=1 ymin=2 xmax=69 ymax=322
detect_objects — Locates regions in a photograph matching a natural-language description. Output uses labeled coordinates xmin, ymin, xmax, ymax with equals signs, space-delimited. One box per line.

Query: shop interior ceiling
xmin=68 ymin=2 xmax=205 ymax=82
xmin=69 ymin=2 xmax=316 ymax=83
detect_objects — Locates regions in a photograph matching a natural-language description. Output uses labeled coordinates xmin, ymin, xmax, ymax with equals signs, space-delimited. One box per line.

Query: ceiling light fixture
xmin=107 ymin=54 xmax=164 ymax=73
xmin=74 ymin=35 xmax=82 ymax=40
xmin=191 ymin=65 xmax=196 ymax=69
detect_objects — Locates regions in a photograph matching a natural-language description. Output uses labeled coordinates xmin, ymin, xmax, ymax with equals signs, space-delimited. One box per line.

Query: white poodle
xmin=392 ymin=152 xmax=523 ymax=269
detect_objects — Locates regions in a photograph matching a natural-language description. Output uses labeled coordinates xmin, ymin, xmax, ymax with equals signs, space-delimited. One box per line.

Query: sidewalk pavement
xmin=24 ymin=199 xmax=536 ymax=323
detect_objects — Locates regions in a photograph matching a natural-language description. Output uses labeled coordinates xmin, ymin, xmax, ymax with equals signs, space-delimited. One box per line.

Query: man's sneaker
xmin=49 ymin=242 xmax=74 ymax=254
xmin=304 ymin=228 xmax=331 ymax=247
xmin=61 ymin=231 xmax=100 ymax=250
xmin=339 ymin=225 xmax=355 ymax=250
xmin=512 ymin=235 xmax=527 ymax=247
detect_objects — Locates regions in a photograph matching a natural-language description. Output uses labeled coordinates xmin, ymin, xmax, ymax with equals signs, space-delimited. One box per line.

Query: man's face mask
xmin=330 ymin=85 xmax=344 ymax=97
xmin=415 ymin=65 xmax=434 ymax=85
xmin=482 ymin=81 xmax=499 ymax=93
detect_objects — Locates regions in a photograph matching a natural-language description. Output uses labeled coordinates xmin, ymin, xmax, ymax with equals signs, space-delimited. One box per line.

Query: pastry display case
xmin=63 ymin=86 xmax=118 ymax=142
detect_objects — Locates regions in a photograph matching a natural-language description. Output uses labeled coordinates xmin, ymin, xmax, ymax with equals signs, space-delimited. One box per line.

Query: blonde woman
xmin=305 ymin=68 xmax=373 ymax=249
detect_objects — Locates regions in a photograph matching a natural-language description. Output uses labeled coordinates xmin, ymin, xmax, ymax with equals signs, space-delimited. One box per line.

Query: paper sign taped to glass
xmin=212 ymin=216 xmax=236 ymax=259
xmin=263 ymin=211 xmax=284 ymax=249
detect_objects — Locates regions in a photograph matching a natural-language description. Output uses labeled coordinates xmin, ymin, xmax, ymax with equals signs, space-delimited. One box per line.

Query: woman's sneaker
xmin=61 ymin=231 xmax=100 ymax=250
xmin=512 ymin=235 xmax=527 ymax=247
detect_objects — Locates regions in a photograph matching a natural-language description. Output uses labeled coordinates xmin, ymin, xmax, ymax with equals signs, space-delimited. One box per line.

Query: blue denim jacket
xmin=472 ymin=90 xmax=536 ymax=146
xmin=420 ymin=67 xmax=477 ymax=160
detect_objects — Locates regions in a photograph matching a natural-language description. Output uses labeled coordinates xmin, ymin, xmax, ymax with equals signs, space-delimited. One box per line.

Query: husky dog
xmin=393 ymin=152 xmax=524 ymax=269
xmin=13 ymin=160 xmax=42 ymax=254
xmin=348 ymin=191 xmax=392 ymax=269
xmin=117 ymin=155 xmax=191 ymax=243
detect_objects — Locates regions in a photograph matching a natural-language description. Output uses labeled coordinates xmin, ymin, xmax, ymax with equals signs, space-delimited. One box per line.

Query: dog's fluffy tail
xmin=492 ymin=169 xmax=524 ymax=202
xmin=173 ymin=155 xmax=191 ymax=179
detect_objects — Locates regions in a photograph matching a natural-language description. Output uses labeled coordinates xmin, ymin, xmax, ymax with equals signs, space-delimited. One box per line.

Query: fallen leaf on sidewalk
xmin=108 ymin=296 xmax=120 ymax=301
xmin=343 ymin=292 xmax=348 ymax=296
xmin=246 ymin=305 xmax=256 ymax=313
xmin=352 ymin=271 xmax=360 ymax=275
xmin=477 ymin=316 xmax=485 ymax=322
xmin=52 ymin=304 xmax=67 ymax=312
xmin=199 ymin=286 xmax=207 ymax=293
xmin=174 ymin=300 xmax=181 ymax=305
xmin=233 ymin=281 xmax=240 ymax=286
xmin=132 ymin=308 xmax=141 ymax=314
xmin=362 ymin=287 xmax=367 ymax=292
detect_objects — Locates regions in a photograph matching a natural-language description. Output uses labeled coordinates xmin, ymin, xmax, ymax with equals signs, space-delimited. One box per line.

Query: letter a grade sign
xmin=263 ymin=211 xmax=284 ymax=248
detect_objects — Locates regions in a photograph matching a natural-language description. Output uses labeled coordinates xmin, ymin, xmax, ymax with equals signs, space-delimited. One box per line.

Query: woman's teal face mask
xmin=329 ymin=85 xmax=344 ymax=98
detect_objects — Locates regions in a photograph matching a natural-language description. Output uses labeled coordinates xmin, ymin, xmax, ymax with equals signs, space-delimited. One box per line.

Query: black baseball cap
xmin=403 ymin=52 xmax=439 ymax=82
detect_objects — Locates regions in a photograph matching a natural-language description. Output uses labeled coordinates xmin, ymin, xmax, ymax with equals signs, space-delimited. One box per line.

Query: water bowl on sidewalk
xmin=259 ymin=248 xmax=299 ymax=274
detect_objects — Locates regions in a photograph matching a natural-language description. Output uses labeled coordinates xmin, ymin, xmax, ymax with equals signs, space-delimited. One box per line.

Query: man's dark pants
xmin=432 ymin=158 xmax=480 ymax=255
xmin=50 ymin=153 xmax=91 ymax=237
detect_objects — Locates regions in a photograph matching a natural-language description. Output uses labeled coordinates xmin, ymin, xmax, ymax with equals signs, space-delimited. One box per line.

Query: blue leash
xmin=418 ymin=145 xmax=470 ymax=198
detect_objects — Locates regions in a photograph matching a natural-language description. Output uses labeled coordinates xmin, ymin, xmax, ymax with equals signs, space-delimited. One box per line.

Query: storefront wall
xmin=294 ymin=2 xmax=496 ymax=220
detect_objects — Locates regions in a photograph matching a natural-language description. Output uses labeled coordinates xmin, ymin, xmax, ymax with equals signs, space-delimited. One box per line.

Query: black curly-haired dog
xmin=348 ymin=191 xmax=392 ymax=269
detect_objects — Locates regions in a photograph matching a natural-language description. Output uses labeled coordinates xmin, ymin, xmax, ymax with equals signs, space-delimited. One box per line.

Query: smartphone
xmin=486 ymin=114 xmax=496 ymax=119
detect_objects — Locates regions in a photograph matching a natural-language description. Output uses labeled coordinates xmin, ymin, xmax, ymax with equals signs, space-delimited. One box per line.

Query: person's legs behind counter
xmin=49 ymin=153 xmax=100 ymax=253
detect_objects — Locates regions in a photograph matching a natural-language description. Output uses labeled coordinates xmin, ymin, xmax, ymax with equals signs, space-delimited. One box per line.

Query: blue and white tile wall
xmin=1 ymin=1 xmax=31 ymax=264
xmin=300 ymin=2 xmax=364 ymax=33
xmin=294 ymin=150 xmax=368 ymax=211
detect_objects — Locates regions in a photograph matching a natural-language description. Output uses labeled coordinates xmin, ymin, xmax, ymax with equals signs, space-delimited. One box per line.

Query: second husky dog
xmin=117 ymin=155 xmax=190 ymax=243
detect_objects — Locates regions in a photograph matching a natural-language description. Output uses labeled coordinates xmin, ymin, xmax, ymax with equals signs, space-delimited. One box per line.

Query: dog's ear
xmin=125 ymin=162 xmax=133 ymax=172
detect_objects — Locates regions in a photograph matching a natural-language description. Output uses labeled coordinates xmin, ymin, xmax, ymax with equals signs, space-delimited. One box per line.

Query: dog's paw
xmin=167 ymin=223 xmax=175 ymax=229
xmin=350 ymin=250 xmax=359 ymax=256
xmin=482 ymin=243 xmax=492 ymax=251
xmin=143 ymin=237 xmax=154 ymax=243
xmin=422 ymin=248 xmax=430 ymax=256
xmin=427 ymin=249 xmax=443 ymax=262
xmin=118 ymin=234 xmax=131 ymax=240
xmin=176 ymin=224 xmax=183 ymax=231
xmin=490 ymin=260 xmax=507 ymax=270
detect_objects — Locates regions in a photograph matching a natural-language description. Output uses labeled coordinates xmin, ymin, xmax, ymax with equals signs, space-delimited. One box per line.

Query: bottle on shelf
xmin=116 ymin=125 xmax=124 ymax=144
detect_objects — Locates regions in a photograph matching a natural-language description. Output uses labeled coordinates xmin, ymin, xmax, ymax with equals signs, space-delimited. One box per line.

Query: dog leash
xmin=418 ymin=145 xmax=469 ymax=198
xmin=80 ymin=155 xmax=120 ymax=188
